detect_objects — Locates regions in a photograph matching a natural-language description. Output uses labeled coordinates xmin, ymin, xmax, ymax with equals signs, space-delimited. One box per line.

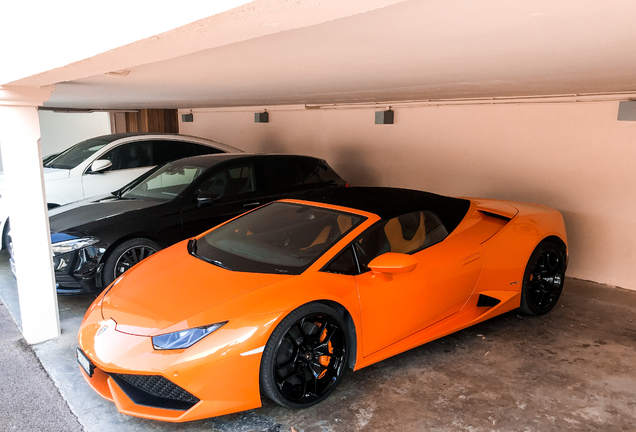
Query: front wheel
xmin=519 ymin=240 xmax=566 ymax=315
xmin=260 ymin=302 xmax=349 ymax=409
xmin=102 ymin=238 xmax=161 ymax=287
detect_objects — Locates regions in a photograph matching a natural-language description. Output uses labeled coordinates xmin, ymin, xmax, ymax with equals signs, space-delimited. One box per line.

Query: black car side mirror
xmin=197 ymin=191 xmax=221 ymax=207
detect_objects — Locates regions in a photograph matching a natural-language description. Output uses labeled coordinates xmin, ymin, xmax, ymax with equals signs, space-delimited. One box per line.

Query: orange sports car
xmin=77 ymin=187 xmax=567 ymax=422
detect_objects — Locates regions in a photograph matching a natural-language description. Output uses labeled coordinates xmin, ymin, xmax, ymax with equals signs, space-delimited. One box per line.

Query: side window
xmin=152 ymin=141 xmax=196 ymax=165
xmin=193 ymin=144 xmax=224 ymax=156
xmin=298 ymin=158 xmax=321 ymax=185
xmin=323 ymin=245 xmax=359 ymax=275
xmin=261 ymin=158 xmax=303 ymax=191
xmin=316 ymin=162 xmax=345 ymax=186
xmin=354 ymin=211 xmax=448 ymax=270
xmin=198 ymin=164 xmax=256 ymax=198
xmin=99 ymin=142 xmax=153 ymax=171
xmin=144 ymin=167 xmax=204 ymax=192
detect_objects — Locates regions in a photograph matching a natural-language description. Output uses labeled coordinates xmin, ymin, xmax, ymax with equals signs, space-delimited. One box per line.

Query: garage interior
xmin=1 ymin=0 xmax=636 ymax=431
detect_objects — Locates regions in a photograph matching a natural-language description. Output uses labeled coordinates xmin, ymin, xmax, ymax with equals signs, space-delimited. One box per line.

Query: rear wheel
xmin=260 ymin=302 xmax=349 ymax=409
xmin=519 ymin=241 xmax=566 ymax=315
xmin=102 ymin=238 xmax=161 ymax=286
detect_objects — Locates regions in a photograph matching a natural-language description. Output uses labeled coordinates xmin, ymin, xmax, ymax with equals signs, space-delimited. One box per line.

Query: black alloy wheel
xmin=519 ymin=241 xmax=566 ymax=315
xmin=260 ymin=302 xmax=349 ymax=408
xmin=102 ymin=238 xmax=161 ymax=286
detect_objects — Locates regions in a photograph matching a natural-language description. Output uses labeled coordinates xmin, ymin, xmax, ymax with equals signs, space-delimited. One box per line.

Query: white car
xmin=0 ymin=133 xmax=242 ymax=248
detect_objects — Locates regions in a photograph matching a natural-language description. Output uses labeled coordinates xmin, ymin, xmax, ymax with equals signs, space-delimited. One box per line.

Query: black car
xmin=49 ymin=153 xmax=348 ymax=294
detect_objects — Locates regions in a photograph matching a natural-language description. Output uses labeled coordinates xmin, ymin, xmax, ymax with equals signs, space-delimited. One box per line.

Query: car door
xmin=180 ymin=162 xmax=263 ymax=238
xmin=352 ymin=211 xmax=484 ymax=357
xmin=44 ymin=174 xmax=84 ymax=206
xmin=81 ymin=141 xmax=155 ymax=199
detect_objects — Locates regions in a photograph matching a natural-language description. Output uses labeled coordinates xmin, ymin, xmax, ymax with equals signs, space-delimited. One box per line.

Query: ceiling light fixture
xmin=617 ymin=100 xmax=636 ymax=121
xmin=254 ymin=111 xmax=269 ymax=123
xmin=375 ymin=109 xmax=394 ymax=125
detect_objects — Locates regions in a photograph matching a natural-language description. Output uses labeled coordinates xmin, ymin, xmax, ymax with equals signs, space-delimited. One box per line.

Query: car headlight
xmin=51 ymin=237 xmax=101 ymax=256
xmin=152 ymin=322 xmax=227 ymax=350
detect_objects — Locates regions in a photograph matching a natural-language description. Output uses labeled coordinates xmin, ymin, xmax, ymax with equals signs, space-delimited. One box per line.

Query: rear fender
xmin=473 ymin=205 xmax=567 ymax=294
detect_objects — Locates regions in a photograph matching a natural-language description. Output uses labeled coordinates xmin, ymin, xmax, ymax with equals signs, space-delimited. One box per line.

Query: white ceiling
xmin=11 ymin=0 xmax=636 ymax=109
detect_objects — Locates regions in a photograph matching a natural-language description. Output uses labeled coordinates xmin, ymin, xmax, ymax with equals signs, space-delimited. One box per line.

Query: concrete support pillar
xmin=0 ymin=85 xmax=60 ymax=344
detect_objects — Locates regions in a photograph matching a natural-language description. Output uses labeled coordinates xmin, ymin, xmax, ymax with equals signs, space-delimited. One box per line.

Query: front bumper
xmin=54 ymin=244 xmax=107 ymax=294
xmin=77 ymin=311 xmax=281 ymax=422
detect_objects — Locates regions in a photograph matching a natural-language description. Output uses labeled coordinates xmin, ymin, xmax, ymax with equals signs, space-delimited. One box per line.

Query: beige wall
xmin=180 ymin=102 xmax=636 ymax=291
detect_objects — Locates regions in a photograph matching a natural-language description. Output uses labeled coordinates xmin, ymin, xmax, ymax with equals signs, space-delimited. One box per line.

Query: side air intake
xmin=478 ymin=210 xmax=512 ymax=222
xmin=477 ymin=294 xmax=501 ymax=307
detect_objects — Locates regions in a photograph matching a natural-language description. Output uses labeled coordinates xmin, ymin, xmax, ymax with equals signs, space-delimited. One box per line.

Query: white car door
xmin=45 ymin=175 xmax=85 ymax=205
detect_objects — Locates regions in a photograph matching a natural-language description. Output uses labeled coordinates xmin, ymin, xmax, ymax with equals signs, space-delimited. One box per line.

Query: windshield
xmin=122 ymin=161 xmax=207 ymax=201
xmin=45 ymin=136 xmax=116 ymax=169
xmin=193 ymin=202 xmax=365 ymax=275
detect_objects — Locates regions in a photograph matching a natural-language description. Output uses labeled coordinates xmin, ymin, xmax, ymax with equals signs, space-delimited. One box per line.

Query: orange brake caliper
xmin=317 ymin=325 xmax=333 ymax=379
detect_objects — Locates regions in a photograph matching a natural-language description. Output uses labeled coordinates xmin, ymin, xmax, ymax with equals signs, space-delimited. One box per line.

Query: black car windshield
xmin=44 ymin=136 xmax=117 ymax=169
xmin=122 ymin=161 xmax=207 ymax=202
xmin=194 ymin=202 xmax=365 ymax=275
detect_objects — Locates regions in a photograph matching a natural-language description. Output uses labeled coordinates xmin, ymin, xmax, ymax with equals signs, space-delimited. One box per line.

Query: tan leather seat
xmin=337 ymin=215 xmax=353 ymax=233
xmin=384 ymin=212 xmax=426 ymax=253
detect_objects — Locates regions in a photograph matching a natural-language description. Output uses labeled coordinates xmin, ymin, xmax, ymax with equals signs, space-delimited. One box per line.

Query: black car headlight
xmin=152 ymin=322 xmax=227 ymax=350
xmin=51 ymin=237 xmax=101 ymax=256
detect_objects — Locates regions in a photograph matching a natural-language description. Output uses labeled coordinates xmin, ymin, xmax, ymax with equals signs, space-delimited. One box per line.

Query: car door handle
xmin=243 ymin=202 xmax=260 ymax=208
xmin=461 ymin=252 xmax=481 ymax=266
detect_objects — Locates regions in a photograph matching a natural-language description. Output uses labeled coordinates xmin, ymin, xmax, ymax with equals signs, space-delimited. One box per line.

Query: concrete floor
xmin=1 ymin=250 xmax=635 ymax=431
xmin=0 ymin=296 xmax=83 ymax=431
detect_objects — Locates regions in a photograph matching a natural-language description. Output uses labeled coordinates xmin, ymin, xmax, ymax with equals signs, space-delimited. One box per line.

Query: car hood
xmin=49 ymin=195 xmax=163 ymax=234
xmin=42 ymin=167 xmax=72 ymax=180
xmin=101 ymin=241 xmax=290 ymax=336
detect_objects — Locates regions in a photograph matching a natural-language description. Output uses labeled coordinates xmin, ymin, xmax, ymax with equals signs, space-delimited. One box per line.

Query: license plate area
xmin=76 ymin=347 xmax=94 ymax=377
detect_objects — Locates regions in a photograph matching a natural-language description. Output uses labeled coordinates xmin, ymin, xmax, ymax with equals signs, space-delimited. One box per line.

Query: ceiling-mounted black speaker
xmin=617 ymin=101 xmax=636 ymax=121
xmin=255 ymin=112 xmax=269 ymax=123
xmin=182 ymin=113 xmax=193 ymax=122
xmin=375 ymin=110 xmax=394 ymax=124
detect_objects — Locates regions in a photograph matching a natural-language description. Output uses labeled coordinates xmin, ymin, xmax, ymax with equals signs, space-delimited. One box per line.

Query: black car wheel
xmin=519 ymin=240 xmax=566 ymax=315
xmin=102 ymin=238 xmax=161 ymax=286
xmin=260 ymin=302 xmax=349 ymax=409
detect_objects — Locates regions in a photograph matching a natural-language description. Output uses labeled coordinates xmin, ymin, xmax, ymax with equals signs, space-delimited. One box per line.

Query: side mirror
xmin=368 ymin=252 xmax=418 ymax=281
xmin=196 ymin=191 xmax=221 ymax=206
xmin=90 ymin=159 xmax=113 ymax=173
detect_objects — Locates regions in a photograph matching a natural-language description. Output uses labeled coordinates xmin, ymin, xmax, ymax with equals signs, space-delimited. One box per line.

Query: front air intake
xmin=110 ymin=373 xmax=199 ymax=411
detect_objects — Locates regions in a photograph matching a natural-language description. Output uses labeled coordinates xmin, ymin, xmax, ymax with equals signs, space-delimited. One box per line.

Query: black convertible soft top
xmin=298 ymin=187 xmax=471 ymax=235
